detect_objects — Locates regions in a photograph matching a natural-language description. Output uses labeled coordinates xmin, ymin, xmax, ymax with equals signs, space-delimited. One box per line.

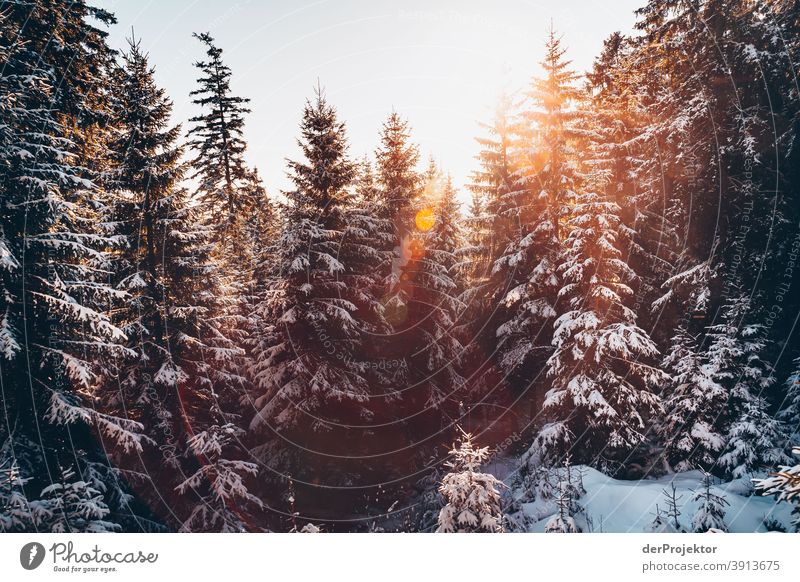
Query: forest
xmin=1 ymin=0 xmax=800 ymax=533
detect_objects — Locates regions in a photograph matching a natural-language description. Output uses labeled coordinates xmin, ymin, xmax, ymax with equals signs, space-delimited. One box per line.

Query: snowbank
xmin=512 ymin=466 xmax=793 ymax=533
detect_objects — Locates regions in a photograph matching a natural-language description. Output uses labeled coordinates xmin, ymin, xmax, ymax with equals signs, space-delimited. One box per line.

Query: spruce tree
xmin=466 ymin=92 xmax=518 ymax=288
xmin=544 ymin=483 xmax=580 ymax=533
xmin=779 ymin=358 xmax=800 ymax=441
xmin=436 ymin=433 xmax=504 ymax=533
xmin=405 ymin=174 xmax=465 ymax=426
xmin=460 ymin=94 xmax=520 ymax=386
xmin=247 ymin=87 xmax=374 ymax=472
xmin=349 ymin=156 xmax=401 ymax=398
xmin=531 ymin=190 xmax=663 ymax=470
xmin=658 ymin=328 xmax=727 ymax=471
xmin=585 ymin=31 xmax=678 ymax=341
xmin=187 ymin=32 xmax=254 ymax=240
xmin=186 ymin=33 xmax=260 ymax=386
xmin=707 ymin=295 xmax=787 ymax=479
xmin=495 ymin=27 xmax=583 ymax=382
xmin=103 ymin=38 xmax=255 ymax=531
xmin=374 ymin=111 xmax=423 ymax=322
xmin=0 ymin=0 xmax=143 ymax=532
xmin=691 ymin=471 xmax=729 ymax=533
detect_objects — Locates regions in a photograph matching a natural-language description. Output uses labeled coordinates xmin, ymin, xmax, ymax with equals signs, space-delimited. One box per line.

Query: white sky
xmin=99 ymin=0 xmax=642 ymax=202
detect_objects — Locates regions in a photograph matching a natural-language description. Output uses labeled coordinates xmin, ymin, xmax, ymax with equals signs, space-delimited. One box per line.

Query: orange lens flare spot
xmin=415 ymin=207 xmax=436 ymax=232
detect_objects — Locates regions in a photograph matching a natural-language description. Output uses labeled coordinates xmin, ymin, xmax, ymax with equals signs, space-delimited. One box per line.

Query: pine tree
xmin=661 ymin=482 xmax=684 ymax=532
xmin=0 ymin=0 xmax=144 ymax=532
xmin=707 ymin=295 xmax=787 ymax=479
xmin=658 ymin=327 xmax=727 ymax=471
xmin=647 ymin=505 xmax=677 ymax=533
xmin=247 ymin=87 xmax=375 ymax=472
xmin=755 ymin=447 xmax=800 ymax=531
xmin=374 ymin=111 xmax=423 ymax=322
xmin=38 ymin=467 xmax=120 ymax=533
xmin=0 ymin=457 xmax=46 ymax=532
xmin=436 ymin=433 xmax=505 ymax=533
xmin=531 ymin=190 xmax=663 ymax=470
xmin=466 ymin=92 xmax=518 ymax=288
xmin=584 ymin=31 xmax=678 ymax=341
xmin=187 ymin=32 xmax=253 ymax=239
xmin=348 ymin=156 xmax=399 ymax=397
xmin=779 ymin=358 xmax=800 ymax=441
xmin=186 ymin=32 xmax=260 ymax=387
xmin=405 ymin=174 xmax=465 ymax=424
xmin=175 ymin=423 xmax=263 ymax=532
xmin=630 ymin=0 xmax=800 ymax=357
xmin=544 ymin=458 xmax=583 ymax=533
xmin=544 ymin=482 xmax=580 ymax=533
xmin=691 ymin=471 xmax=729 ymax=533
xmin=237 ymin=167 xmax=278 ymax=316
xmin=459 ymin=190 xmax=490 ymax=286
xmin=103 ymin=38 xmax=253 ymax=530
xmin=458 ymin=93 xmax=522 ymax=409
xmin=494 ymin=27 xmax=583 ymax=382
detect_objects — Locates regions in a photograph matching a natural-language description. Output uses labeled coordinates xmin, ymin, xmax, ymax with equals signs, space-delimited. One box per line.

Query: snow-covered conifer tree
xmin=0 ymin=458 xmax=45 ymax=532
xmin=495 ymin=27 xmax=584 ymax=382
xmin=755 ymin=447 xmax=800 ymax=531
xmin=247 ymin=87 xmax=376 ymax=471
xmin=707 ymin=295 xmax=787 ymax=478
xmin=658 ymin=328 xmax=727 ymax=471
xmin=186 ymin=33 xmax=264 ymax=382
xmin=405 ymin=174 xmax=465 ymax=423
xmin=691 ymin=471 xmax=729 ymax=533
xmin=458 ymin=93 xmax=522 ymax=404
xmin=374 ymin=111 xmax=423 ymax=318
xmin=187 ymin=32 xmax=254 ymax=240
xmin=176 ymin=423 xmax=264 ymax=532
xmin=544 ymin=458 xmax=583 ymax=533
xmin=0 ymin=0 xmax=144 ymax=532
xmin=661 ymin=482 xmax=684 ymax=532
xmin=38 ymin=467 xmax=120 ymax=533
xmin=103 ymin=37 xmax=252 ymax=530
xmin=647 ymin=505 xmax=677 ymax=533
xmin=544 ymin=483 xmax=580 ymax=533
xmin=531 ymin=190 xmax=662 ymax=470
xmin=779 ymin=358 xmax=800 ymax=441
xmin=436 ymin=433 xmax=504 ymax=533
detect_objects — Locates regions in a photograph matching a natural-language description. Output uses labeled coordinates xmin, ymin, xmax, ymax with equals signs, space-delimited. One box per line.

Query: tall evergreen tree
xmin=707 ymin=295 xmax=787 ymax=479
xmin=585 ymin=31 xmax=679 ymax=341
xmin=186 ymin=33 xmax=261 ymax=387
xmin=374 ymin=111 xmax=423 ymax=322
xmin=405 ymin=174 xmax=465 ymax=427
xmin=461 ymin=94 xmax=518 ymax=350
xmin=247 ymin=88 xmax=376 ymax=474
xmin=0 ymin=0 xmax=143 ymax=532
xmin=103 ymin=38 xmax=255 ymax=531
xmin=658 ymin=327 xmax=727 ymax=471
xmin=495 ymin=27 xmax=583 ymax=383
xmin=531 ymin=191 xmax=663 ymax=471
xmin=348 ymin=156 xmax=398 ymax=398
xmin=466 ymin=92 xmax=518 ymax=288
xmin=187 ymin=32 xmax=253 ymax=239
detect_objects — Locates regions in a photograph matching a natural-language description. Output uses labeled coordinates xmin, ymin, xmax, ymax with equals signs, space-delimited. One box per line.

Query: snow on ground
xmin=509 ymin=466 xmax=793 ymax=533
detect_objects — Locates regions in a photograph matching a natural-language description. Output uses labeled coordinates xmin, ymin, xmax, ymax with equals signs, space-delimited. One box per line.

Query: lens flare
xmin=415 ymin=207 xmax=436 ymax=232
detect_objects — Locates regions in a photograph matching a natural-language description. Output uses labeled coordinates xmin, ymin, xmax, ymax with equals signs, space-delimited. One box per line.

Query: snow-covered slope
xmin=511 ymin=467 xmax=793 ymax=533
